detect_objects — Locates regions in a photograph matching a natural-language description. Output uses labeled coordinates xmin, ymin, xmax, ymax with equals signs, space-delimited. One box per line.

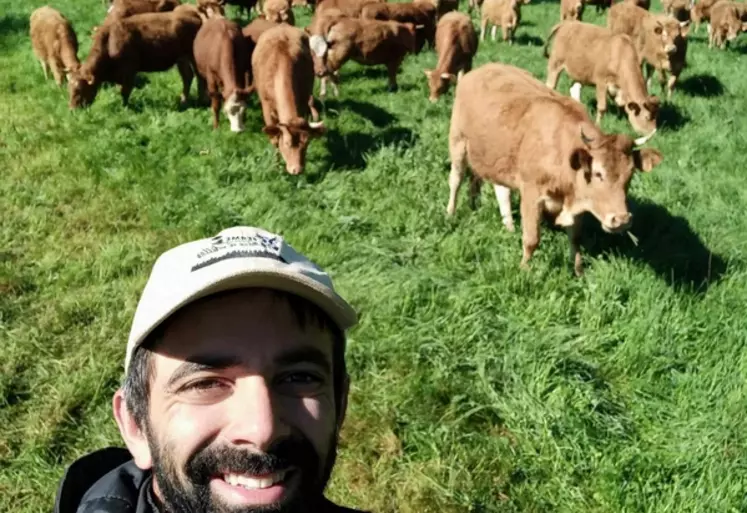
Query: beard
xmin=147 ymin=431 xmax=339 ymax=513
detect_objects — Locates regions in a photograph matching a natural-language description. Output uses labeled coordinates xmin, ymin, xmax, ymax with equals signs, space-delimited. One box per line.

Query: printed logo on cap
xmin=191 ymin=233 xmax=286 ymax=272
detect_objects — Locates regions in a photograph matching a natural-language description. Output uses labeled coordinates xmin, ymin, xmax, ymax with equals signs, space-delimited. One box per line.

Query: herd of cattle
xmin=27 ymin=0 xmax=744 ymax=273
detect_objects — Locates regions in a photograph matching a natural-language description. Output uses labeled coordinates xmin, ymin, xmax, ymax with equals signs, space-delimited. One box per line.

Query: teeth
xmin=223 ymin=470 xmax=287 ymax=490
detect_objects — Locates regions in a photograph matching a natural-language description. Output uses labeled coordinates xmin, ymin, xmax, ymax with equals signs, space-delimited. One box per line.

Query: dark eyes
xmin=179 ymin=378 xmax=228 ymax=394
xmin=594 ymin=171 xmax=604 ymax=181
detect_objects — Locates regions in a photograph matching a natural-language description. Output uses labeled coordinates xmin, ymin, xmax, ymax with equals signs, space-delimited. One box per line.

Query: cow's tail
xmin=543 ymin=23 xmax=562 ymax=58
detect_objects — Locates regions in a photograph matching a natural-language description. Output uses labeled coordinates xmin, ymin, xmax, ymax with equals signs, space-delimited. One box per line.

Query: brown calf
xmin=481 ymin=0 xmax=527 ymax=44
xmin=69 ymin=8 xmax=202 ymax=108
xmin=194 ymin=17 xmax=252 ymax=131
xmin=608 ymin=3 xmax=690 ymax=98
xmin=662 ymin=0 xmax=695 ymax=21
xmin=709 ymin=0 xmax=743 ymax=47
xmin=309 ymin=17 xmax=417 ymax=95
xmin=544 ymin=21 xmax=659 ymax=136
xmin=424 ymin=12 xmax=478 ymax=102
xmin=361 ymin=1 xmax=437 ymax=52
xmin=30 ymin=6 xmax=80 ymax=86
xmin=252 ymin=25 xmax=324 ymax=175
xmin=447 ymin=62 xmax=662 ymax=275
xmin=262 ymin=0 xmax=296 ymax=24
xmin=561 ymin=0 xmax=585 ymax=21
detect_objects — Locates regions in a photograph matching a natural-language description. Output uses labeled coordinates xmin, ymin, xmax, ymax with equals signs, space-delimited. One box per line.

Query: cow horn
xmin=634 ymin=128 xmax=657 ymax=146
xmin=309 ymin=121 xmax=324 ymax=129
xmin=580 ymin=128 xmax=594 ymax=146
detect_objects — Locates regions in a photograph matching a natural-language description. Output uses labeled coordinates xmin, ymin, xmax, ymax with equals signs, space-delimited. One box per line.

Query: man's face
xmin=133 ymin=290 xmax=345 ymax=512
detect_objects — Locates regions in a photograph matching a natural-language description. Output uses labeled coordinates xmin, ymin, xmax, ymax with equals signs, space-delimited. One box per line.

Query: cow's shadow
xmin=0 ymin=14 xmax=29 ymax=36
xmin=320 ymin=98 xmax=397 ymax=127
xmin=321 ymin=126 xmax=417 ymax=171
xmin=677 ymin=74 xmax=725 ymax=97
xmin=514 ymin=33 xmax=544 ymax=46
xmin=657 ymin=102 xmax=690 ymax=132
xmin=574 ymin=197 xmax=728 ymax=293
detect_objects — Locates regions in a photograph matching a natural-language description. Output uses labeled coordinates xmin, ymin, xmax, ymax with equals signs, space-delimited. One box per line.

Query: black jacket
xmin=54 ymin=447 xmax=367 ymax=513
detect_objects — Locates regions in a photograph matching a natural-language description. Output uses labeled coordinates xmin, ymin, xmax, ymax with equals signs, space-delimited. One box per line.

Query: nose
xmin=605 ymin=212 xmax=632 ymax=231
xmin=223 ymin=377 xmax=288 ymax=451
xmin=287 ymin=165 xmax=303 ymax=175
xmin=665 ymin=44 xmax=677 ymax=53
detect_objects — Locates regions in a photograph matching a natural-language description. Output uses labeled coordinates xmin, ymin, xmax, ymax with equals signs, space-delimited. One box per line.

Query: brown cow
xmin=624 ymin=0 xmax=651 ymax=9
xmin=243 ymin=17 xmax=279 ymax=47
xmin=544 ymin=21 xmax=659 ymax=137
xmin=252 ymin=25 xmax=324 ymax=175
xmin=608 ymin=3 xmax=689 ymax=98
xmin=194 ymin=17 xmax=253 ymax=131
xmin=309 ymin=17 xmax=418 ymax=95
xmin=106 ymin=0 xmax=182 ymax=19
xmin=361 ymin=1 xmax=437 ymax=52
xmin=419 ymin=0 xmax=459 ymax=19
xmin=69 ymin=8 xmax=202 ymax=108
xmin=561 ymin=0 xmax=585 ymax=20
xmin=481 ymin=0 xmax=527 ymax=44
xmin=691 ymin=0 xmax=721 ymax=29
xmin=447 ymin=63 xmax=662 ymax=276
xmin=316 ymin=0 xmax=384 ymax=17
xmin=262 ymin=0 xmax=296 ymax=24
xmin=584 ymin=0 xmax=613 ymax=14
xmin=424 ymin=12 xmax=478 ymax=102
xmin=30 ymin=6 xmax=80 ymax=86
xmin=196 ymin=0 xmax=226 ymax=17
xmin=468 ymin=0 xmax=484 ymax=12
xmin=662 ymin=0 xmax=695 ymax=21
xmin=709 ymin=0 xmax=743 ymax=47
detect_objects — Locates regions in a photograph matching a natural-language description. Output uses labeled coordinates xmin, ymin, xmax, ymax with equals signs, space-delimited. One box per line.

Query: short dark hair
xmin=122 ymin=289 xmax=348 ymax=430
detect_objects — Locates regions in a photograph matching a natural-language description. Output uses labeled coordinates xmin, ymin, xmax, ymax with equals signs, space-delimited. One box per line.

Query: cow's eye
xmin=594 ymin=171 xmax=604 ymax=181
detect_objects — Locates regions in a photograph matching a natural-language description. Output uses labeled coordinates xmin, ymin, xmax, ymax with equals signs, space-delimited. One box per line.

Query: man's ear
xmin=113 ymin=389 xmax=153 ymax=470
xmin=336 ymin=374 xmax=350 ymax=431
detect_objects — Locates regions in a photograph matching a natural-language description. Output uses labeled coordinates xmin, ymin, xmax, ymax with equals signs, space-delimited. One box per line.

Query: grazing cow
xmin=708 ymin=0 xmax=743 ymax=47
xmin=691 ymin=0 xmax=721 ymax=30
xmin=316 ymin=0 xmax=384 ymax=17
xmin=309 ymin=17 xmax=418 ymax=95
xmin=481 ymin=0 xmax=529 ymax=44
xmin=662 ymin=0 xmax=694 ymax=22
xmin=68 ymin=8 xmax=202 ymax=108
xmin=424 ymin=12 xmax=478 ymax=102
xmin=252 ymin=25 xmax=324 ymax=175
xmin=193 ymin=17 xmax=252 ymax=131
xmin=262 ymin=0 xmax=296 ymax=24
xmin=361 ymin=1 xmax=437 ymax=52
xmin=417 ymin=0 xmax=459 ymax=19
xmin=106 ymin=0 xmax=182 ymax=19
xmin=544 ymin=21 xmax=659 ymax=137
xmin=561 ymin=0 xmax=585 ymax=21
xmin=608 ymin=3 xmax=689 ymax=98
xmin=447 ymin=63 xmax=662 ymax=276
xmin=30 ymin=6 xmax=80 ymax=86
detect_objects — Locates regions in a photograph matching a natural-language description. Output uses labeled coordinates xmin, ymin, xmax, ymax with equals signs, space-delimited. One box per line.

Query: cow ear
xmin=633 ymin=148 xmax=663 ymax=173
xmin=263 ymin=125 xmax=282 ymax=139
xmin=626 ymin=101 xmax=641 ymax=115
xmin=570 ymin=148 xmax=592 ymax=180
xmin=679 ymin=20 xmax=691 ymax=37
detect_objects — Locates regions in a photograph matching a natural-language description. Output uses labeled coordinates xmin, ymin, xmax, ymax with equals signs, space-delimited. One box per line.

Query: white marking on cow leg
xmin=494 ymin=184 xmax=515 ymax=232
xmin=447 ymin=139 xmax=467 ymax=216
xmin=40 ymin=60 xmax=49 ymax=80
xmin=331 ymin=78 xmax=340 ymax=97
xmin=491 ymin=25 xmax=497 ymax=41
xmin=457 ymin=69 xmax=465 ymax=81
xmin=223 ymin=91 xmax=246 ymax=133
xmin=319 ymin=77 xmax=327 ymax=98
xmin=570 ymin=82 xmax=582 ymax=102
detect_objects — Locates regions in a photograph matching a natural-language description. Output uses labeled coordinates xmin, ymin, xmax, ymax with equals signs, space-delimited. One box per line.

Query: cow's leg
xmin=480 ymin=18 xmax=488 ymax=41
xmin=643 ymin=62 xmax=655 ymax=91
xmin=50 ymin=60 xmax=65 ymax=87
xmin=386 ymin=59 xmax=403 ymax=92
xmin=491 ymin=24 xmax=497 ymax=41
xmin=594 ymin=82 xmax=607 ymax=125
xmin=569 ymin=82 xmax=582 ymax=102
xmin=667 ymin=73 xmax=678 ymax=99
xmin=658 ymin=68 xmax=668 ymax=97
xmin=210 ymin=94 xmax=221 ymax=130
xmin=176 ymin=59 xmax=194 ymax=106
xmin=319 ymin=76 xmax=328 ymax=98
xmin=494 ymin=184 xmax=515 ymax=232
xmin=707 ymin=23 xmax=713 ymax=48
xmin=308 ymin=95 xmax=320 ymax=122
xmin=39 ymin=59 xmax=50 ymax=80
xmin=468 ymin=174 xmax=483 ymax=210
xmin=120 ymin=77 xmax=135 ymax=106
xmin=519 ymin=190 xmax=543 ymax=270
xmin=545 ymin=59 xmax=562 ymax=90
xmin=447 ymin=136 xmax=467 ymax=216
xmin=197 ymin=75 xmax=209 ymax=105
xmin=567 ymin=215 xmax=584 ymax=276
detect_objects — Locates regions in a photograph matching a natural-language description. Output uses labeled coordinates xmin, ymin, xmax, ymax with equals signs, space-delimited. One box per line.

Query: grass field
xmin=2 ymin=0 xmax=747 ymax=511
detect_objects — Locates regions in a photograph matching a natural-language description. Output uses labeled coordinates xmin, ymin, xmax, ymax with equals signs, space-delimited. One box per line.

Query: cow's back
xmin=608 ymin=1 xmax=647 ymax=37
xmin=549 ymin=22 xmax=614 ymax=83
xmin=436 ymin=11 xmax=478 ymax=61
xmin=31 ymin=7 xmax=77 ymax=57
xmin=350 ymin=19 xmax=415 ymax=63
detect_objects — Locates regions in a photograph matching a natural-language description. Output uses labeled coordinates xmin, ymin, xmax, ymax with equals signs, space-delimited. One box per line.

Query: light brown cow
xmin=709 ymin=0 xmax=743 ymax=47
xmin=691 ymin=0 xmax=721 ymax=30
xmin=447 ymin=63 xmax=662 ymax=275
xmin=608 ymin=3 xmax=689 ymax=98
xmin=194 ymin=17 xmax=252 ymax=131
xmin=662 ymin=0 xmax=694 ymax=21
xmin=30 ymin=6 xmax=80 ymax=86
xmin=361 ymin=1 xmax=437 ymax=52
xmin=561 ymin=0 xmax=585 ymax=21
xmin=262 ymin=0 xmax=296 ymax=24
xmin=106 ymin=0 xmax=182 ymax=19
xmin=252 ymin=25 xmax=324 ymax=175
xmin=481 ymin=0 xmax=528 ymax=44
xmin=69 ymin=8 xmax=202 ymax=108
xmin=315 ymin=0 xmax=384 ymax=17
xmin=544 ymin=21 xmax=659 ymax=137
xmin=468 ymin=0 xmax=484 ymax=12
xmin=243 ymin=17 xmax=279 ymax=47
xmin=424 ymin=12 xmax=478 ymax=102
xmin=309 ymin=17 xmax=418 ymax=95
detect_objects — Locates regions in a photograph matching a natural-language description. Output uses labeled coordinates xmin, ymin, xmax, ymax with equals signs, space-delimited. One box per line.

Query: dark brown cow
xmin=544 ymin=21 xmax=660 ymax=136
xmin=194 ymin=17 xmax=253 ymax=131
xmin=30 ymin=6 xmax=80 ymax=86
xmin=424 ymin=12 xmax=478 ymax=101
xmin=447 ymin=62 xmax=662 ymax=275
xmin=252 ymin=25 xmax=324 ymax=175
xmin=361 ymin=1 xmax=437 ymax=52
xmin=69 ymin=8 xmax=202 ymax=108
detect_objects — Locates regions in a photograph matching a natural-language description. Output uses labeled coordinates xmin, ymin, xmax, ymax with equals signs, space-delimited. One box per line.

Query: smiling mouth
xmin=221 ymin=470 xmax=291 ymax=490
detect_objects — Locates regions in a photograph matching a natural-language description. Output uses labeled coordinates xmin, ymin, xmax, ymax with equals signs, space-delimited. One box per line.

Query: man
xmin=54 ymin=226 xmax=365 ymax=513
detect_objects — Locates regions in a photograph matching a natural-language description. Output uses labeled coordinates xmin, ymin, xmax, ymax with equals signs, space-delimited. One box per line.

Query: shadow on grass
xmin=0 ymin=13 xmax=29 ymax=36
xmin=321 ymin=98 xmax=397 ymax=127
xmin=322 ymin=126 xmax=417 ymax=171
xmin=514 ymin=33 xmax=544 ymax=46
xmin=678 ymin=74 xmax=725 ymax=97
xmin=657 ymin=102 xmax=690 ymax=132
xmin=579 ymin=197 xmax=728 ymax=293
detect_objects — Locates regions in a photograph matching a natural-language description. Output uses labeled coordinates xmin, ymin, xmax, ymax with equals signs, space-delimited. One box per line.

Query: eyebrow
xmin=275 ymin=347 xmax=332 ymax=375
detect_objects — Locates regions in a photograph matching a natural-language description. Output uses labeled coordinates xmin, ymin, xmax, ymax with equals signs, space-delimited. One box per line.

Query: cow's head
xmin=68 ymin=71 xmax=97 ymax=109
xmin=263 ymin=117 xmax=326 ymax=175
xmin=197 ymin=0 xmax=226 ymax=18
xmin=652 ymin=19 xmax=682 ymax=54
xmin=223 ymin=87 xmax=254 ymax=132
xmin=624 ymin=94 xmax=659 ymax=136
xmin=423 ymin=69 xmax=457 ymax=102
xmin=567 ymin=128 xmax=662 ymax=233
xmin=724 ymin=7 xmax=743 ymax=41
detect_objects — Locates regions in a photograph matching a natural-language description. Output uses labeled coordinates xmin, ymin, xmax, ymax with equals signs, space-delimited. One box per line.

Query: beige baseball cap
xmin=125 ymin=226 xmax=358 ymax=371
